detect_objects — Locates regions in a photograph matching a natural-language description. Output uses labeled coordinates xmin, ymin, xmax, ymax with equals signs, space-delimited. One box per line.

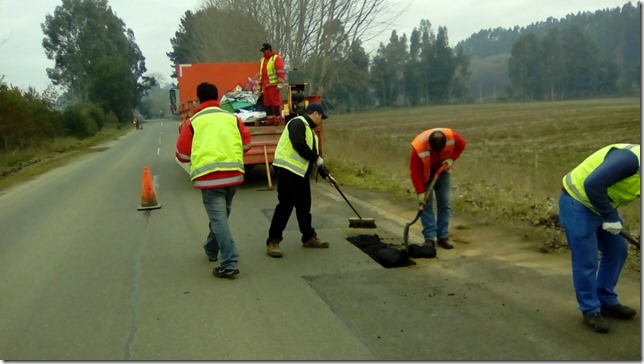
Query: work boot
xmin=601 ymin=303 xmax=637 ymax=319
xmin=583 ymin=312 xmax=609 ymax=333
xmin=303 ymin=236 xmax=329 ymax=248
xmin=437 ymin=237 xmax=454 ymax=249
xmin=267 ymin=242 xmax=283 ymax=258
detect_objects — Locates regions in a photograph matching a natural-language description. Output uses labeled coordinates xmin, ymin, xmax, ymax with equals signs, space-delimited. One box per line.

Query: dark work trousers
xmin=267 ymin=167 xmax=316 ymax=244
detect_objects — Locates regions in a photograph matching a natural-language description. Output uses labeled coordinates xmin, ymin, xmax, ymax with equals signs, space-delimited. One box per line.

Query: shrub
xmin=63 ymin=104 xmax=99 ymax=138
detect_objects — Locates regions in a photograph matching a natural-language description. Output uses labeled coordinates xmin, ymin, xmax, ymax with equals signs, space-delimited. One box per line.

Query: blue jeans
xmin=558 ymin=192 xmax=628 ymax=314
xmin=202 ymin=187 xmax=239 ymax=270
xmin=420 ymin=172 xmax=452 ymax=241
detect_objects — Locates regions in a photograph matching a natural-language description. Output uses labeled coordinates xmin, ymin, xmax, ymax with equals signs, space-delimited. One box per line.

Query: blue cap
xmin=306 ymin=103 xmax=328 ymax=119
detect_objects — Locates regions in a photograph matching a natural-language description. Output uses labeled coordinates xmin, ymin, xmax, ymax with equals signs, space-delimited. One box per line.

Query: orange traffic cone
xmin=138 ymin=166 xmax=162 ymax=210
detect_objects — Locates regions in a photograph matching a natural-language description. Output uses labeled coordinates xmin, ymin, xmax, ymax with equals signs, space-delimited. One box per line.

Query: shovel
xmin=403 ymin=165 xmax=448 ymax=248
xmin=620 ymin=231 xmax=640 ymax=250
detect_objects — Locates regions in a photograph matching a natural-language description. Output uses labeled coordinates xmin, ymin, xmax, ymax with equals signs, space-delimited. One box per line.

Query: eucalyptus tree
xmin=42 ymin=0 xmax=148 ymax=122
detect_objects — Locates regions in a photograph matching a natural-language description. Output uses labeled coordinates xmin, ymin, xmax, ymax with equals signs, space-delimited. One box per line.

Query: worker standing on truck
xmin=258 ymin=43 xmax=285 ymax=125
xmin=175 ymin=82 xmax=252 ymax=279
xmin=558 ymin=143 xmax=640 ymax=333
xmin=265 ymin=103 xmax=329 ymax=258
xmin=410 ymin=128 xmax=466 ymax=256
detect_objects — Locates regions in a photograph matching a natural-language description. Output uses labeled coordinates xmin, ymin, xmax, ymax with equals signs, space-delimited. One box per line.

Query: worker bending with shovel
xmin=265 ymin=103 xmax=330 ymax=258
xmin=409 ymin=128 xmax=466 ymax=256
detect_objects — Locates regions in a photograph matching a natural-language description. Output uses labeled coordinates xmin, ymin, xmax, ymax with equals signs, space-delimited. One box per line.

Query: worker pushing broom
xmin=264 ymin=103 xmax=374 ymax=260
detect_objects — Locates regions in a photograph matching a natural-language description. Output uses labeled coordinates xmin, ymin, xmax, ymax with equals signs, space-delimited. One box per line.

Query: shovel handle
xmin=404 ymin=166 xmax=449 ymax=246
xmin=620 ymin=231 xmax=640 ymax=249
xmin=421 ymin=164 xmax=448 ymax=207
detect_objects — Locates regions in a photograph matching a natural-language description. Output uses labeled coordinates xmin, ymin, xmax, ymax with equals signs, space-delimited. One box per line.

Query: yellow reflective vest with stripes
xmin=190 ymin=107 xmax=244 ymax=180
xmin=563 ymin=143 xmax=640 ymax=214
xmin=272 ymin=116 xmax=318 ymax=177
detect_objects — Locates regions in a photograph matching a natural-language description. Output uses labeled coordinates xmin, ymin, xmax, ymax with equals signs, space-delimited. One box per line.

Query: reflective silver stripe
xmin=418 ymin=151 xmax=430 ymax=158
xmin=193 ymin=175 xmax=244 ymax=188
xmin=417 ymin=135 xmax=430 ymax=143
xmin=190 ymin=107 xmax=232 ymax=122
xmin=289 ymin=152 xmax=308 ymax=164
xmin=243 ymin=143 xmax=251 ymax=151
xmin=273 ymin=158 xmax=307 ymax=176
xmin=445 ymin=140 xmax=455 ymax=146
xmin=176 ymin=152 xmax=190 ymax=160
xmin=563 ymin=173 xmax=584 ymax=201
xmin=191 ymin=162 xmax=244 ymax=179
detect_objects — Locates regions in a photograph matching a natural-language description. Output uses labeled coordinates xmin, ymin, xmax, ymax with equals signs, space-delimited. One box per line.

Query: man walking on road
xmin=559 ymin=143 xmax=640 ymax=333
xmin=258 ymin=43 xmax=285 ymax=125
xmin=410 ymin=128 xmax=466 ymax=256
xmin=176 ymin=82 xmax=252 ymax=279
xmin=265 ymin=103 xmax=329 ymax=258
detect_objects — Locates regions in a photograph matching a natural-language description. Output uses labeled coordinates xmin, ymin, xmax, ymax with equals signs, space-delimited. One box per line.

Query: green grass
xmin=322 ymin=98 xmax=641 ymax=253
xmin=0 ymin=123 xmax=129 ymax=192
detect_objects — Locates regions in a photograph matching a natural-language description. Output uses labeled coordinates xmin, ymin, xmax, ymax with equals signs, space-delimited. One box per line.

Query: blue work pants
xmin=420 ymin=172 xmax=452 ymax=241
xmin=558 ymin=192 xmax=628 ymax=314
xmin=202 ymin=187 xmax=239 ymax=270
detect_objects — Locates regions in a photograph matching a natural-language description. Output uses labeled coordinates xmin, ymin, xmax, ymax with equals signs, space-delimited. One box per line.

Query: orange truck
xmin=169 ymin=63 xmax=323 ymax=176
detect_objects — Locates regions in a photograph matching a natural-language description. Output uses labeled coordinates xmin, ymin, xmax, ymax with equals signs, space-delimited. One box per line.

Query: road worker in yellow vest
xmin=176 ymin=82 xmax=252 ymax=279
xmin=265 ymin=103 xmax=329 ymax=258
xmin=258 ymin=43 xmax=285 ymax=125
xmin=559 ymin=143 xmax=640 ymax=333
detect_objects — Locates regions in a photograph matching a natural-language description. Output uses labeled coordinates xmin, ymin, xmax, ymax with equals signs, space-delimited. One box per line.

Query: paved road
xmin=0 ymin=119 xmax=640 ymax=360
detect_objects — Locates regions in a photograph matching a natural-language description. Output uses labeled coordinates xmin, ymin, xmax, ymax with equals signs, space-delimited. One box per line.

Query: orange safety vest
xmin=411 ymin=128 xmax=455 ymax=181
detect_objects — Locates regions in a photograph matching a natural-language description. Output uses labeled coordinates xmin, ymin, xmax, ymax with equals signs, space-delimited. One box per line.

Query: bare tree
xmin=198 ymin=0 xmax=404 ymax=94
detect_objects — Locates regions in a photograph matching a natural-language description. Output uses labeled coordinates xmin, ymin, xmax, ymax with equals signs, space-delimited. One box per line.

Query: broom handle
xmin=327 ymin=176 xmax=363 ymax=219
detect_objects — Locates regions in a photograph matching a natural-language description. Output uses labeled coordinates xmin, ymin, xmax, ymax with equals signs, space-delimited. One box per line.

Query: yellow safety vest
xmin=189 ymin=107 xmax=244 ymax=180
xmin=273 ymin=116 xmax=318 ymax=177
xmin=563 ymin=143 xmax=640 ymax=214
xmin=260 ymin=55 xmax=279 ymax=84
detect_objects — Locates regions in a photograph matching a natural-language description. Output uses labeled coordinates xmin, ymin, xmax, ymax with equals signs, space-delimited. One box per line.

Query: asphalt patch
xmin=346 ymin=234 xmax=416 ymax=268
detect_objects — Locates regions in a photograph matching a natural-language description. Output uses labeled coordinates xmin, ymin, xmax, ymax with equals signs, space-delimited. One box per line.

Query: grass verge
xmin=322 ymin=98 xmax=641 ymax=265
xmin=0 ymin=123 xmax=129 ymax=193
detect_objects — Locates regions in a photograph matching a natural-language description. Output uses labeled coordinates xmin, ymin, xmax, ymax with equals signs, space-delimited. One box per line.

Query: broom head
xmin=348 ymin=217 xmax=377 ymax=229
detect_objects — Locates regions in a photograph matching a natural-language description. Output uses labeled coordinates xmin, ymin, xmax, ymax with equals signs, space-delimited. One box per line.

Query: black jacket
xmin=287 ymin=115 xmax=319 ymax=163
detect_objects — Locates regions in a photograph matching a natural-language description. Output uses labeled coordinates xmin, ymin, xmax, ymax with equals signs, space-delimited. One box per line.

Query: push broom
xmin=322 ymin=172 xmax=377 ymax=229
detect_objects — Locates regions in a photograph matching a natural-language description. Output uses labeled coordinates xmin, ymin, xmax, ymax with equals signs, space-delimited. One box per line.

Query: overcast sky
xmin=0 ymin=0 xmax=633 ymax=92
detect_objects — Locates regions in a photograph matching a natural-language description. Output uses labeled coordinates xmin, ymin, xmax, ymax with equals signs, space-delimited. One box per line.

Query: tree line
xmin=169 ymin=1 xmax=639 ymax=111
xmin=0 ymin=0 xmax=639 ymax=153
xmin=460 ymin=1 xmax=639 ymax=101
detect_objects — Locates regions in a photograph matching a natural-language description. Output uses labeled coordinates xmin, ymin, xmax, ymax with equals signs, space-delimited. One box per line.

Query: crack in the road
xmin=123 ymin=210 xmax=151 ymax=359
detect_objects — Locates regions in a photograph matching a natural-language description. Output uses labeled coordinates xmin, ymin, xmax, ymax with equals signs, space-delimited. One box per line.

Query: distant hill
xmin=455 ymin=2 xmax=640 ymax=101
